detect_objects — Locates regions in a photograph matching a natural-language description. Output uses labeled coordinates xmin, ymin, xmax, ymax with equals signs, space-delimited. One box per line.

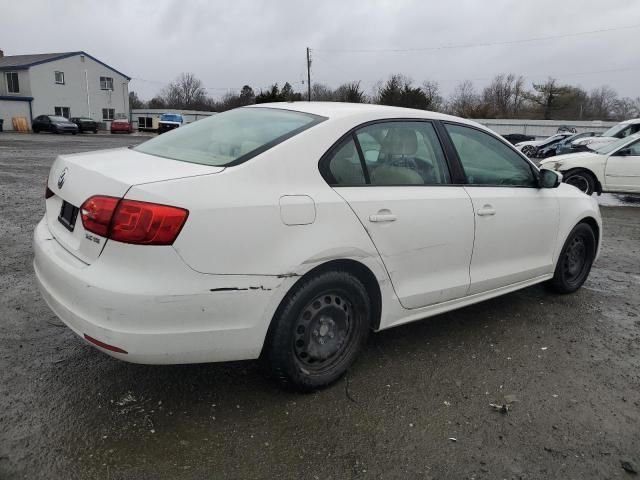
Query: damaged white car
xmin=541 ymin=133 xmax=640 ymax=195
xmin=34 ymin=103 xmax=602 ymax=391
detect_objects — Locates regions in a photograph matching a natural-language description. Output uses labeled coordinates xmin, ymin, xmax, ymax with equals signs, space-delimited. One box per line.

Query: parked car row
xmin=31 ymin=115 xmax=133 ymax=135
xmin=541 ymin=132 xmax=640 ymax=195
xmin=515 ymin=118 xmax=640 ymax=159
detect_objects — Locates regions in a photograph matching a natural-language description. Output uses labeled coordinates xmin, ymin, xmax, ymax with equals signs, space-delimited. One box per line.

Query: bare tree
xmin=449 ymin=80 xmax=480 ymax=117
xmin=587 ymin=86 xmax=618 ymax=119
xmin=162 ymin=73 xmax=207 ymax=109
xmin=612 ymin=97 xmax=640 ymax=120
xmin=482 ymin=74 xmax=526 ymax=117
xmin=311 ymin=83 xmax=335 ymax=101
xmin=422 ymin=81 xmax=444 ymax=112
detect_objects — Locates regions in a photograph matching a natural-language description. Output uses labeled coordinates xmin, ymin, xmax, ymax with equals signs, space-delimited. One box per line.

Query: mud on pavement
xmin=1 ymin=133 xmax=639 ymax=479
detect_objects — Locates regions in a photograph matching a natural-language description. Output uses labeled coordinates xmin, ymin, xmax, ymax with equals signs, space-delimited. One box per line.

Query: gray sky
xmin=2 ymin=0 xmax=640 ymax=100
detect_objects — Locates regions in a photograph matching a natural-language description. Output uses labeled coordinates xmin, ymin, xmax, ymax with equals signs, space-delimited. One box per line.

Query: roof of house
xmin=0 ymin=51 xmax=130 ymax=80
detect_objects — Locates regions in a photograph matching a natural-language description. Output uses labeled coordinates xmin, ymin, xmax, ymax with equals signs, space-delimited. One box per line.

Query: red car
xmin=110 ymin=119 xmax=133 ymax=134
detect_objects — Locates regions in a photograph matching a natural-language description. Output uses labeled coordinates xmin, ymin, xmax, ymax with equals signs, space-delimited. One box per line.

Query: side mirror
xmin=539 ymin=168 xmax=562 ymax=188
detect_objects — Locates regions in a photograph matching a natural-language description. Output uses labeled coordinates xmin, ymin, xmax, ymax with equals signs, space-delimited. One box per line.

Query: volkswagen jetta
xmin=34 ymin=103 xmax=602 ymax=391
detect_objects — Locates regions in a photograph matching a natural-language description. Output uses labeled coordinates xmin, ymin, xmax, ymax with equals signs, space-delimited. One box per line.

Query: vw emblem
xmin=57 ymin=167 xmax=68 ymax=189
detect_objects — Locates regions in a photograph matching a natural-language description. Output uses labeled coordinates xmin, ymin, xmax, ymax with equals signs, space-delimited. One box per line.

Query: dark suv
xmin=70 ymin=117 xmax=98 ymax=133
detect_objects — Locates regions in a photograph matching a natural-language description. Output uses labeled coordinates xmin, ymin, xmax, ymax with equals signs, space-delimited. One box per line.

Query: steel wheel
xmin=264 ymin=270 xmax=371 ymax=391
xmin=293 ymin=291 xmax=356 ymax=374
xmin=548 ymin=223 xmax=596 ymax=294
xmin=562 ymin=235 xmax=587 ymax=283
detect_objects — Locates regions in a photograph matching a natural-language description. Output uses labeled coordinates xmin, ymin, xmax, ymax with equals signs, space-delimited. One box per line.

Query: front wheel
xmin=563 ymin=169 xmax=596 ymax=195
xmin=263 ymin=270 xmax=371 ymax=392
xmin=548 ymin=223 xmax=596 ymax=294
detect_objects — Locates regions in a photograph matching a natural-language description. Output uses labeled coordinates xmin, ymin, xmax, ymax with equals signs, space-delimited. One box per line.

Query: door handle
xmin=369 ymin=213 xmax=397 ymax=223
xmin=476 ymin=205 xmax=496 ymax=216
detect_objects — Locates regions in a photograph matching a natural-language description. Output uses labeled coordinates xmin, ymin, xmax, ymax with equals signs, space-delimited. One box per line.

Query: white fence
xmin=476 ymin=119 xmax=617 ymax=139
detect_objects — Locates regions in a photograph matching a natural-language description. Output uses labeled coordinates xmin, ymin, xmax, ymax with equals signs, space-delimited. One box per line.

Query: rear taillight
xmin=80 ymin=195 xmax=188 ymax=245
xmin=81 ymin=196 xmax=119 ymax=237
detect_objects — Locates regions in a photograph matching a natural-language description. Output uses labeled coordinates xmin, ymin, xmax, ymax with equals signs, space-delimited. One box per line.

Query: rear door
xmin=442 ymin=123 xmax=559 ymax=294
xmin=604 ymin=139 xmax=640 ymax=193
xmin=322 ymin=120 xmax=474 ymax=309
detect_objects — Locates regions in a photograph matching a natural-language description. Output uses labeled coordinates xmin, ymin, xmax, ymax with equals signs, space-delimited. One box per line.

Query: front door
xmin=605 ymin=139 xmax=640 ymax=193
xmin=323 ymin=121 xmax=475 ymax=309
xmin=443 ymin=123 xmax=559 ymax=294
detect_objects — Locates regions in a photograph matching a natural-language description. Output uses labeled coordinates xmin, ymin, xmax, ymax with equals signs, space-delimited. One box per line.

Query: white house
xmin=0 ymin=50 xmax=130 ymax=131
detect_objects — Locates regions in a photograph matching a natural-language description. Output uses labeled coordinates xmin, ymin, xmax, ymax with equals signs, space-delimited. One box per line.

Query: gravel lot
xmin=1 ymin=132 xmax=639 ymax=479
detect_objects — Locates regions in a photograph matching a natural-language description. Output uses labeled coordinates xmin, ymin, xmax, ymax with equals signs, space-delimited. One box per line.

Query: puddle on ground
xmin=598 ymin=193 xmax=640 ymax=207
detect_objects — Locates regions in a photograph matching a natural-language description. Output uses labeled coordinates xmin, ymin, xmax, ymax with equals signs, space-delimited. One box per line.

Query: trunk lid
xmin=46 ymin=147 xmax=223 ymax=264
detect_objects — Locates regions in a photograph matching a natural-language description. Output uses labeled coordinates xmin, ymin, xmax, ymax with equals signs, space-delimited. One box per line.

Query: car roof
xmin=247 ymin=101 xmax=483 ymax=127
xmin=618 ymin=118 xmax=640 ymax=125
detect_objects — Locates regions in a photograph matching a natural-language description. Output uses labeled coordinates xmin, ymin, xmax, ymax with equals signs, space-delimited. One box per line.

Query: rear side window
xmin=135 ymin=108 xmax=326 ymax=167
xmin=328 ymin=138 xmax=367 ymax=185
xmin=324 ymin=121 xmax=451 ymax=186
xmin=445 ymin=123 xmax=537 ymax=187
xmin=356 ymin=122 xmax=450 ymax=185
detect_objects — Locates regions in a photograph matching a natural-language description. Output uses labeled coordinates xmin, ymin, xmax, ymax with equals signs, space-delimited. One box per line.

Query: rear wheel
xmin=264 ymin=270 xmax=371 ymax=392
xmin=563 ymin=169 xmax=596 ymax=195
xmin=548 ymin=223 xmax=596 ymax=293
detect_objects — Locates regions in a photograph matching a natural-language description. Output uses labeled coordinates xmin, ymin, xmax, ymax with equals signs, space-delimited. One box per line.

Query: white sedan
xmin=541 ymin=133 xmax=640 ymax=195
xmin=34 ymin=103 xmax=602 ymax=391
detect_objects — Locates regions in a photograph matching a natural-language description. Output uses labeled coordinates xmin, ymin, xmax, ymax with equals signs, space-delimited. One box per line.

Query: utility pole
xmin=306 ymin=47 xmax=311 ymax=102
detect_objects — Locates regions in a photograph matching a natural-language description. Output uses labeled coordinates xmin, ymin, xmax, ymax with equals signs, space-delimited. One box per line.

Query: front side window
xmin=135 ymin=107 xmax=325 ymax=167
xmin=102 ymin=108 xmax=115 ymax=120
xmin=6 ymin=72 xmax=19 ymax=93
xmin=54 ymin=71 xmax=64 ymax=84
xmin=100 ymin=76 xmax=113 ymax=90
xmin=54 ymin=107 xmax=70 ymax=118
xmin=445 ymin=123 xmax=537 ymax=187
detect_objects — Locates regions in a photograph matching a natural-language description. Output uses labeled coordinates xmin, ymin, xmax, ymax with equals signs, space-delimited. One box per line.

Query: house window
xmin=100 ymin=76 xmax=114 ymax=90
xmin=6 ymin=72 xmax=19 ymax=93
xmin=102 ymin=108 xmax=115 ymax=120
xmin=54 ymin=107 xmax=70 ymax=118
xmin=54 ymin=71 xmax=65 ymax=84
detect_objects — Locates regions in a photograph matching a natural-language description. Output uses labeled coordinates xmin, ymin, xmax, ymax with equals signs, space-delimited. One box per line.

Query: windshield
xmin=594 ymin=134 xmax=640 ymax=155
xmin=601 ymin=123 xmax=629 ymax=138
xmin=160 ymin=114 xmax=183 ymax=122
xmin=50 ymin=116 xmax=69 ymax=122
xmin=135 ymin=107 xmax=326 ymax=166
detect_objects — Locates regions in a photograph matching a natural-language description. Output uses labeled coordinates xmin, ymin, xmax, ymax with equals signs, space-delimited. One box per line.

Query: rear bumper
xmin=33 ymin=218 xmax=287 ymax=364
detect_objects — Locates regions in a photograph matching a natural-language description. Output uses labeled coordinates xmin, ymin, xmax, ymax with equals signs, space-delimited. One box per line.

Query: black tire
xmin=33 ymin=127 xmax=39 ymax=133
xmin=72 ymin=132 xmax=77 ymax=135
xmin=93 ymin=129 xmax=98 ymax=134
xmin=263 ymin=270 xmax=371 ymax=392
xmin=563 ymin=169 xmax=596 ymax=195
xmin=548 ymin=223 xmax=596 ymax=294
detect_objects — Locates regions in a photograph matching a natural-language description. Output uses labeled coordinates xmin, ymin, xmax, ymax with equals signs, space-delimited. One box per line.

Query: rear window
xmin=135 ymin=107 xmax=326 ymax=167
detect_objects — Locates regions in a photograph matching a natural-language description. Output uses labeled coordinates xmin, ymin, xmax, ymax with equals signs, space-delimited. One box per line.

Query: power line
xmin=314 ymin=23 xmax=640 ymax=53
xmin=130 ymin=77 xmax=305 ymax=93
